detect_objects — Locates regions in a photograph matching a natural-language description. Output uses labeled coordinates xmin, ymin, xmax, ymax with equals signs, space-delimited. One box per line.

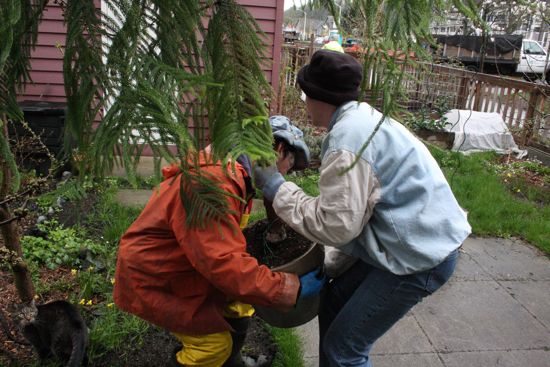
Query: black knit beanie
xmin=297 ymin=50 xmax=363 ymax=106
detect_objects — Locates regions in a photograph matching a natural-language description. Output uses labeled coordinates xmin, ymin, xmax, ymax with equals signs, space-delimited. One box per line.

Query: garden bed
xmin=0 ymin=266 xmax=278 ymax=366
xmin=415 ymin=128 xmax=455 ymax=149
xmin=0 ymin=180 xmax=285 ymax=366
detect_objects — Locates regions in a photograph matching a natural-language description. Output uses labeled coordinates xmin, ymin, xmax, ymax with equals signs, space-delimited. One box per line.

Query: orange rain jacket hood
xmin=113 ymin=154 xmax=300 ymax=334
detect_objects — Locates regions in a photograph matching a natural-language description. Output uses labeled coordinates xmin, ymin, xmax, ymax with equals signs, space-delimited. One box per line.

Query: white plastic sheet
xmin=443 ymin=109 xmax=527 ymax=158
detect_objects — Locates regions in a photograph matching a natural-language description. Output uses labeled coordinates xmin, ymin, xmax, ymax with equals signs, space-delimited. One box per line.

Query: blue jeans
xmin=319 ymin=249 xmax=459 ymax=367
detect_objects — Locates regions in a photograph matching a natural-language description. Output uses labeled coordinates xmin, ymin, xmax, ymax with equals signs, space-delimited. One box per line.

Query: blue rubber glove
xmin=297 ymin=267 xmax=327 ymax=301
xmin=253 ymin=165 xmax=285 ymax=202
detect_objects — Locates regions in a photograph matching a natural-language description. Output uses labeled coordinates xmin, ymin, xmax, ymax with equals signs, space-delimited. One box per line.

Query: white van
xmin=518 ymin=39 xmax=549 ymax=79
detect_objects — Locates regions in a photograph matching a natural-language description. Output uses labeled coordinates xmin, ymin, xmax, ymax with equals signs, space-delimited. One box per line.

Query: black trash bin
xmin=8 ymin=101 xmax=69 ymax=175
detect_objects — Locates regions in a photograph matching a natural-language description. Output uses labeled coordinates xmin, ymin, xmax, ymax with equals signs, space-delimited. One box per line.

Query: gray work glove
xmin=269 ymin=116 xmax=310 ymax=171
xmin=253 ymin=164 xmax=285 ymax=202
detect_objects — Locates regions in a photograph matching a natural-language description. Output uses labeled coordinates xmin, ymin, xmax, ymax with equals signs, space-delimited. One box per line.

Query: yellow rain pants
xmin=172 ymin=302 xmax=255 ymax=367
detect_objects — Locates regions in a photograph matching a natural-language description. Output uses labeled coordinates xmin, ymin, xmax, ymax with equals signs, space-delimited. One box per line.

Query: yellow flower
xmin=110 ymin=278 xmax=115 ymax=285
xmin=79 ymin=299 xmax=86 ymax=305
xmin=86 ymin=300 xmax=93 ymax=306
xmin=507 ymin=173 xmax=512 ymax=178
xmin=517 ymin=189 xmax=521 ymax=193
xmin=107 ymin=303 xmax=114 ymax=308
xmin=87 ymin=266 xmax=94 ymax=272
xmin=71 ymin=269 xmax=77 ymax=276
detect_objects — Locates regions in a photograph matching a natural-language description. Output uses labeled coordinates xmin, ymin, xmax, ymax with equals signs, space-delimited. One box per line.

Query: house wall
xmin=18 ymin=3 xmax=67 ymax=102
xmin=18 ymin=0 xmax=284 ymax=105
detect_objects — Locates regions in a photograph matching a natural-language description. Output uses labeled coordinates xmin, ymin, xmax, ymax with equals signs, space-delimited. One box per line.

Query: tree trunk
xmin=1 ymin=117 xmax=36 ymax=304
xmin=263 ymin=198 xmax=287 ymax=243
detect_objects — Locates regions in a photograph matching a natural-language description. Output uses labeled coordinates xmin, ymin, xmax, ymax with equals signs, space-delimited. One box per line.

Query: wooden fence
xmin=279 ymin=44 xmax=550 ymax=146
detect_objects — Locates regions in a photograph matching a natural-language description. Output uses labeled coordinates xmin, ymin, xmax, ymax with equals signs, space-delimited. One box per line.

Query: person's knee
xmin=321 ymin=329 xmax=342 ymax=365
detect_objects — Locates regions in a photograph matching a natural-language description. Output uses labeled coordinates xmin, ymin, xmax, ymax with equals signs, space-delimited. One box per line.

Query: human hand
xmin=253 ymin=164 xmax=279 ymax=189
xmin=297 ymin=267 xmax=326 ymax=302
xmin=253 ymin=163 xmax=285 ymax=202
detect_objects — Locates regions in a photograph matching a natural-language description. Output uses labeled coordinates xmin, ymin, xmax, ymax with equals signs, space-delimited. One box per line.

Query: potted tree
xmin=0 ymin=0 xmax=294 ymax=363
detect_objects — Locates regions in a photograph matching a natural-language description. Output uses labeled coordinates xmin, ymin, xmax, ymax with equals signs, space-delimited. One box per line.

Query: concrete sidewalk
xmin=296 ymin=236 xmax=550 ymax=367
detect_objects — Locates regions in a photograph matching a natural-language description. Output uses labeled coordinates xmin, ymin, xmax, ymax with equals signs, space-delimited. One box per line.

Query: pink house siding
xmin=19 ymin=0 xmax=285 ymax=106
xmin=18 ymin=3 xmax=66 ymax=102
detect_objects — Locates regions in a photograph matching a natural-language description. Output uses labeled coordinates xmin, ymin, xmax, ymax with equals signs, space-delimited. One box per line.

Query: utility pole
xmin=297 ymin=8 xmax=307 ymax=41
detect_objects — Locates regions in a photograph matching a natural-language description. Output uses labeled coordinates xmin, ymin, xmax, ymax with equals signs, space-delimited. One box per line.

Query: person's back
xmin=114 ymin=156 xmax=276 ymax=335
xmin=322 ymin=101 xmax=470 ymax=274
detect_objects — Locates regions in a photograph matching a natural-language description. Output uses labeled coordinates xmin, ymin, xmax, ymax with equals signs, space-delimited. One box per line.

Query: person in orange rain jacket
xmin=113 ymin=117 xmax=324 ymax=367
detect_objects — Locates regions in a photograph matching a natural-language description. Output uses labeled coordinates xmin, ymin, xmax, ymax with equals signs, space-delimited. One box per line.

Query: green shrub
xmin=21 ymin=220 xmax=105 ymax=269
xmin=36 ymin=177 xmax=94 ymax=210
xmin=286 ymin=170 xmax=320 ymax=196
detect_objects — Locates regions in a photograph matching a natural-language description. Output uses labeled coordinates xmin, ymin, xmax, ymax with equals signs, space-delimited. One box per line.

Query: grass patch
xmin=268 ymin=325 xmax=305 ymax=367
xmin=82 ymin=180 xmax=149 ymax=362
xmin=249 ymin=207 xmax=267 ymax=223
xmin=429 ymin=147 xmax=550 ymax=254
xmin=87 ymin=300 xmax=150 ymax=360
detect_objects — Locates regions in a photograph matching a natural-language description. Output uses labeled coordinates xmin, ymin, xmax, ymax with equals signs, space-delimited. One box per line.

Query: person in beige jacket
xmin=254 ymin=50 xmax=471 ymax=366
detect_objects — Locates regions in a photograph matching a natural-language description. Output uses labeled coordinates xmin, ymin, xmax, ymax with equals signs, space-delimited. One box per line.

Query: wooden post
xmin=308 ymin=33 xmax=315 ymax=58
xmin=472 ymin=81 xmax=483 ymax=111
xmin=457 ymin=74 xmax=470 ymax=110
xmin=523 ymin=90 xmax=541 ymax=146
xmin=277 ymin=61 xmax=287 ymax=115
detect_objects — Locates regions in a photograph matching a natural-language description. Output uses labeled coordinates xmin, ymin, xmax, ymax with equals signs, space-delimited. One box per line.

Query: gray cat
xmin=18 ymin=300 xmax=89 ymax=367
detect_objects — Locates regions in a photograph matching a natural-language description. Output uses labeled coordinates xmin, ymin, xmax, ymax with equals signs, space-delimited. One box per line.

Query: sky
xmin=284 ymin=0 xmax=299 ymax=10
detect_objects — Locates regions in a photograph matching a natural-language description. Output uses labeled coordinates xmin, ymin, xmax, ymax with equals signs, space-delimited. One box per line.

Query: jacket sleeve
xmin=273 ymin=149 xmax=381 ymax=247
xmin=169 ymin=182 xmax=300 ymax=310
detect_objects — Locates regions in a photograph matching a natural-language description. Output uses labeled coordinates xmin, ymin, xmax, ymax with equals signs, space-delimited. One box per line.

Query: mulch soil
xmin=244 ymin=219 xmax=313 ymax=268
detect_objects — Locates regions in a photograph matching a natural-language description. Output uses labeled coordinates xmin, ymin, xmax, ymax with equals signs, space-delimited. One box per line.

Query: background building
xmin=431 ymin=1 xmax=550 ymax=49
